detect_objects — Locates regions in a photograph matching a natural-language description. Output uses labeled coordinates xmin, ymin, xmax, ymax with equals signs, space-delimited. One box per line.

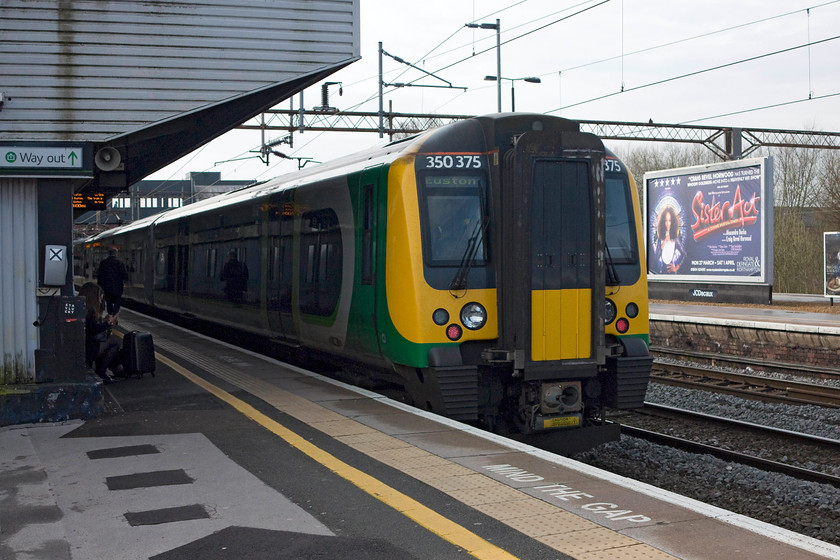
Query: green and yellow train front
xmin=372 ymin=115 xmax=638 ymax=446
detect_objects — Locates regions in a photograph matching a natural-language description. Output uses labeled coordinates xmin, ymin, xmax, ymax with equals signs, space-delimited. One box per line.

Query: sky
xmin=148 ymin=0 xmax=840 ymax=184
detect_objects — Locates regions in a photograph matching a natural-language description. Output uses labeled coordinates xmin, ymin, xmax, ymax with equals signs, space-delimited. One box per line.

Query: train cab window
xmin=604 ymin=164 xmax=641 ymax=286
xmin=605 ymin=176 xmax=638 ymax=264
xmin=420 ymin=175 xmax=487 ymax=267
xmin=299 ymin=209 xmax=342 ymax=316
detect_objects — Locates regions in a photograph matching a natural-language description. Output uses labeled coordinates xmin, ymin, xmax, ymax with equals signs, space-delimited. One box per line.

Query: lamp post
xmin=484 ymin=76 xmax=541 ymax=112
xmin=465 ymin=18 xmax=501 ymax=112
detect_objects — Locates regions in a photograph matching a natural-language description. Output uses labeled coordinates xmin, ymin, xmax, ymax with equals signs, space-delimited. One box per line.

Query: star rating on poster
xmin=653 ymin=176 xmax=683 ymax=188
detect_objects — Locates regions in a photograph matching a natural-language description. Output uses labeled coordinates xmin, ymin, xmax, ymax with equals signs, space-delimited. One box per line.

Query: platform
xmin=651 ymin=298 xmax=840 ymax=332
xmin=649 ymin=295 xmax=840 ymax=368
xmin=2 ymin=309 xmax=837 ymax=560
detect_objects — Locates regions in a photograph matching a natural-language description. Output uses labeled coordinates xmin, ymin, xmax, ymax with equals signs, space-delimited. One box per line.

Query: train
xmin=75 ymin=113 xmax=652 ymax=454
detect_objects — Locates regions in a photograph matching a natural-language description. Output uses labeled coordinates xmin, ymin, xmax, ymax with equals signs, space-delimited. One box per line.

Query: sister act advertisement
xmin=644 ymin=157 xmax=772 ymax=284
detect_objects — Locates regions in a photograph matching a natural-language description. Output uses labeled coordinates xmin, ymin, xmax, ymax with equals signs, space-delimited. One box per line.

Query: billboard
xmin=644 ymin=157 xmax=773 ymax=284
xmin=824 ymin=232 xmax=840 ymax=297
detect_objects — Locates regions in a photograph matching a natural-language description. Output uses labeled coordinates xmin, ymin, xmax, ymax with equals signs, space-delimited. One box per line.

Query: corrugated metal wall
xmin=0 ymin=179 xmax=39 ymax=384
xmin=0 ymin=0 xmax=360 ymax=142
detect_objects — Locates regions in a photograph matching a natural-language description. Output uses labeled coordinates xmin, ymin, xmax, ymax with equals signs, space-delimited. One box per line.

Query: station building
xmin=74 ymin=172 xmax=256 ymax=238
xmin=0 ymin=0 xmax=360 ymax=424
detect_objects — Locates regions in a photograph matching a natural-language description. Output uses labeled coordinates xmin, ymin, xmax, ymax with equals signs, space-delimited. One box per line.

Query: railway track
xmin=650 ymin=356 xmax=840 ymax=407
xmin=615 ymin=403 xmax=840 ymax=489
xmin=652 ymin=346 xmax=840 ymax=382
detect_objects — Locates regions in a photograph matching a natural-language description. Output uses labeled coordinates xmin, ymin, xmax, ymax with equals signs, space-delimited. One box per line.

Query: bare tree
xmin=612 ymin=142 xmax=718 ymax=200
xmin=772 ymin=144 xmax=821 ymax=208
xmin=820 ymin=150 xmax=840 ymax=226
xmin=771 ymin=145 xmax=835 ymax=293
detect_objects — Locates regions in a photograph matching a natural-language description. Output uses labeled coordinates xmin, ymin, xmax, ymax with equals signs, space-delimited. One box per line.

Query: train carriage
xmin=76 ymin=113 xmax=651 ymax=454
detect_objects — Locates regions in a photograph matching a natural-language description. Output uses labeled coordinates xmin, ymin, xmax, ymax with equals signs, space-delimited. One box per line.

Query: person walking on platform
xmin=97 ymin=247 xmax=128 ymax=315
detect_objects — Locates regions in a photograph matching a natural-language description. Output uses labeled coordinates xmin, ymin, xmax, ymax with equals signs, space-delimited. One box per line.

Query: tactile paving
xmin=471 ymin=497 xmax=560 ymax=520
xmin=447 ymin=484 xmax=530 ymax=506
xmin=575 ymin=542 xmax=680 ymax=560
xmin=504 ymin=511 xmax=599 ymax=536
xmin=539 ymin=526 xmax=642 ymax=556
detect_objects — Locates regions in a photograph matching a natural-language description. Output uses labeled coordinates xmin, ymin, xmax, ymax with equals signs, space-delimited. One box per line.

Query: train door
xmin=498 ymin=130 xmax=605 ymax=380
xmin=267 ymin=192 xmax=298 ymax=340
xmin=176 ymin=218 xmax=190 ymax=309
xmin=348 ymin=166 xmax=382 ymax=355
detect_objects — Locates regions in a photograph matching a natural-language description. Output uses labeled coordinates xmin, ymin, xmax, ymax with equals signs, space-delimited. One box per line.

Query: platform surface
xmin=651 ymin=293 xmax=840 ymax=331
xmin=2 ymin=308 xmax=838 ymax=560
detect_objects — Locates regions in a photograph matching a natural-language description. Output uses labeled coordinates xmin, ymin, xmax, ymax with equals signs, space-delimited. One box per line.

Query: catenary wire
xmin=547 ymin=34 xmax=840 ymax=113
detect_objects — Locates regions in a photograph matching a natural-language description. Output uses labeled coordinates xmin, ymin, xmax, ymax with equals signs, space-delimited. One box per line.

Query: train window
xmin=269 ymin=244 xmax=280 ymax=283
xmin=605 ymin=176 xmax=638 ymax=264
xmin=420 ymin=174 xmax=487 ymax=266
xmin=205 ymin=248 xmax=217 ymax=278
xmin=278 ymin=235 xmax=293 ymax=311
xmin=155 ymin=250 xmax=167 ymax=278
xmin=129 ymin=249 xmax=141 ymax=278
xmin=299 ymin=209 xmax=342 ymax=316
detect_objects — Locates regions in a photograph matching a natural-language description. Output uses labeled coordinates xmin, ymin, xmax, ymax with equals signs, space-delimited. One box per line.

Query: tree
xmin=612 ymin=142 xmax=718 ymax=201
xmin=770 ymin=145 xmax=838 ymax=293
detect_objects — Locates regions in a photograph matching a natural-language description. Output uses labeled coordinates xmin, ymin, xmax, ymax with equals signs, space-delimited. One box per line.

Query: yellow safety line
xmin=156 ymin=353 xmax=520 ymax=560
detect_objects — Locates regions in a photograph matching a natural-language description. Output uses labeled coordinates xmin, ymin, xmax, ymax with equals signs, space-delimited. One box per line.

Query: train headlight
xmin=460 ymin=302 xmax=487 ymax=330
xmin=605 ymin=299 xmax=617 ymax=325
xmin=625 ymin=302 xmax=639 ymax=318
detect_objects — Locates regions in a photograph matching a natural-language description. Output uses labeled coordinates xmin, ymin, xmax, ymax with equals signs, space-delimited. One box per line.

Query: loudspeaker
xmin=94 ymin=147 xmax=122 ymax=171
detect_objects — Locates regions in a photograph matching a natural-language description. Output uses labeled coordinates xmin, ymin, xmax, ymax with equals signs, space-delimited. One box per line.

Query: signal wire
xmin=558 ymin=0 xmax=839 ymax=75
xmin=547 ymin=34 xmax=840 ymax=113
xmin=680 ymin=91 xmax=840 ymax=124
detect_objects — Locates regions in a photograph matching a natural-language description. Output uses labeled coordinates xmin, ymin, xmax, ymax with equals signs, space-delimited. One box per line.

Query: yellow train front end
xmin=378 ymin=115 xmax=653 ymax=453
xmin=379 ymin=126 xmax=500 ymax=422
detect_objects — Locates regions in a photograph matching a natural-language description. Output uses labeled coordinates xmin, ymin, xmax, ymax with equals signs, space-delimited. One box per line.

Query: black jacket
xmin=97 ymin=256 xmax=128 ymax=296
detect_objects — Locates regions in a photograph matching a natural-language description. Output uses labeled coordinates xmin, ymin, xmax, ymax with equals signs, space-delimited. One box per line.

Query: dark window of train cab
xmin=605 ymin=172 xmax=641 ymax=285
xmin=605 ymin=176 xmax=637 ymax=264
xmin=420 ymin=175 xmax=487 ymax=267
xmin=299 ymin=209 xmax=342 ymax=316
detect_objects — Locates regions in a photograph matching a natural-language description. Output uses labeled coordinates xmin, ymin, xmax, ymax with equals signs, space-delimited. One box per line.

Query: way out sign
xmin=4 ymin=146 xmax=82 ymax=168
xmin=0 ymin=143 xmax=91 ymax=177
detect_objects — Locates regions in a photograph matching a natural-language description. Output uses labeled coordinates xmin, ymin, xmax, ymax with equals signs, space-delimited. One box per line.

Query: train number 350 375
xmin=424 ymin=154 xmax=483 ymax=169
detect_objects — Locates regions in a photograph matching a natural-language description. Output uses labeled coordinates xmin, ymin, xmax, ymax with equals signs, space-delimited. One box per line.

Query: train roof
xmin=78 ymin=129 xmax=432 ymax=243
xmin=151 ymin=130 xmax=430 ymax=226
xmin=80 ymin=114 xmax=609 ymax=240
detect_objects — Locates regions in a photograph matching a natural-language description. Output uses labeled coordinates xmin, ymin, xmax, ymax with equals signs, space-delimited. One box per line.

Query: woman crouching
xmin=79 ymin=282 xmax=124 ymax=383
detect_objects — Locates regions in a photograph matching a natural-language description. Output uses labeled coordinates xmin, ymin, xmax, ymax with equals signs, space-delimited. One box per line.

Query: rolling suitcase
xmin=122 ymin=330 xmax=156 ymax=377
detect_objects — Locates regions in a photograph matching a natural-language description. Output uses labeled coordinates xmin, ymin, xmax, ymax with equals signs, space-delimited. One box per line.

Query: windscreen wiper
xmin=449 ymin=217 xmax=486 ymax=294
xmin=605 ymin=242 xmax=621 ymax=285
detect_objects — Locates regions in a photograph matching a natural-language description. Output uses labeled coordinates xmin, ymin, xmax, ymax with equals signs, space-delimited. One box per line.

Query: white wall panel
xmin=0 ymin=179 xmax=39 ymax=383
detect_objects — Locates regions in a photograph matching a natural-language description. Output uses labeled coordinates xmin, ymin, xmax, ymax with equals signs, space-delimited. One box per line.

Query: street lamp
xmin=484 ymin=76 xmax=541 ymax=112
xmin=465 ymin=18 xmax=501 ymax=112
